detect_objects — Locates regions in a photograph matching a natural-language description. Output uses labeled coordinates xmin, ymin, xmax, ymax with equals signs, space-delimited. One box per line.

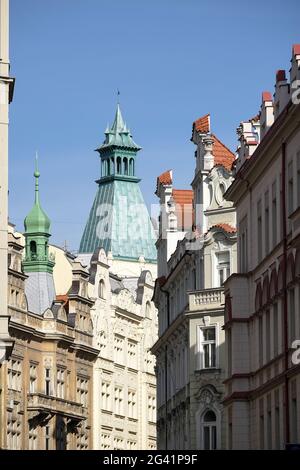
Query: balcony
xmin=27 ymin=393 xmax=86 ymax=422
xmin=189 ymin=287 xmax=224 ymax=312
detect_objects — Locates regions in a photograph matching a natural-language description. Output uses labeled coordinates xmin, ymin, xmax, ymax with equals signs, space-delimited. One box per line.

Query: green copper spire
xmin=79 ymin=104 xmax=157 ymax=262
xmin=23 ymin=155 xmax=54 ymax=273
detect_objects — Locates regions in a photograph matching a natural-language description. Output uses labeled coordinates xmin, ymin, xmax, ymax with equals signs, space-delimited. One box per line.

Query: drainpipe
xmin=281 ymin=141 xmax=290 ymax=446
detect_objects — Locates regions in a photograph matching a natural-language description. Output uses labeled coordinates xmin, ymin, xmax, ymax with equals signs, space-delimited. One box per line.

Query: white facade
xmin=153 ymin=115 xmax=237 ymax=449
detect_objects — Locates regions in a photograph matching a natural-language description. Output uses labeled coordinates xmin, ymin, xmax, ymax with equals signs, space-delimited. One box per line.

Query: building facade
xmin=1 ymin=169 xmax=98 ymax=450
xmin=0 ymin=0 xmax=14 ymax=360
xmin=223 ymin=45 xmax=300 ymax=449
xmin=77 ymin=104 xmax=158 ymax=450
xmin=152 ymin=115 xmax=237 ymax=450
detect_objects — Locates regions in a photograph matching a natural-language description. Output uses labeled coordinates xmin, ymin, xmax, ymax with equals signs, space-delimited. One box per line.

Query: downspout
xmin=281 ymin=141 xmax=290 ymax=445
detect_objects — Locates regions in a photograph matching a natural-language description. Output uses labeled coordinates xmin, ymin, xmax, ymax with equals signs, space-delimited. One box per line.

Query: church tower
xmin=79 ymin=104 xmax=156 ymax=275
xmin=22 ymin=159 xmax=56 ymax=314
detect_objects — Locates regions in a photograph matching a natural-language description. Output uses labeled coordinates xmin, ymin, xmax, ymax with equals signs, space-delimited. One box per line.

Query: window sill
xmin=195 ymin=368 xmax=221 ymax=374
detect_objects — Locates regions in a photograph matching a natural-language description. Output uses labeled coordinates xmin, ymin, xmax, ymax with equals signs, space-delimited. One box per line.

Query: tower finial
xmin=117 ymin=89 xmax=120 ymax=104
xmin=34 ymin=151 xmax=40 ymax=204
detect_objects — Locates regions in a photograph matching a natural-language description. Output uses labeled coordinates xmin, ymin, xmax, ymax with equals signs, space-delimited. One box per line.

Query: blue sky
xmin=9 ymin=0 xmax=300 ymax=251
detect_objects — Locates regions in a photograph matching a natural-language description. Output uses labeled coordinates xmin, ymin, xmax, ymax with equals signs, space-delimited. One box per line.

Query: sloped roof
xmin=193 ymin=113 xmax=210 ymax=133
xmin=212 ymin=134 xmax=235 ymax=171
xmin=210 ymin=223 xmax=236 ymax=234
xmin=172 ymin=189 xmax=194 ymax=231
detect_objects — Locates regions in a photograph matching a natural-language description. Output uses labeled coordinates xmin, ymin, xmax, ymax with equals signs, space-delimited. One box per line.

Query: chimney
xmin=260 ymin=91 xmax=274 ymax=140
xmin=202 ymin=135 xmax=214 ymax=170
xmin=274 ymin=69 xmax=290 ymax=119
xmin=290 ymin=44 xmax=300 ymax=83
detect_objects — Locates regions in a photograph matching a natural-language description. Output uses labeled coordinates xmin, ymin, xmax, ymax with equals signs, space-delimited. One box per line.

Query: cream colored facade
xmin=0 ymin=227 xmax=98 ymax=450
xmin=223 ymin=45 xmax=300 ymax=449
xmin=80 ymin=249 xmax=157 ymax=450
xmin=0 ymin=0 xmax=14 ymax=357
xmin=153 ymin=116 xmax=237 ymax=449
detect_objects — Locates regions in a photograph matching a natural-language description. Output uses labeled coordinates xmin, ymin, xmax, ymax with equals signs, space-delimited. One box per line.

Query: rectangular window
xmin=288 ymin=160 xmax=294 ymax=216
xmin=272 ymin=181 xmax=277 ymax=248
xmin=148 ymin=395 xmax=156 ymax=422
xmin=45 ymin=425 xmax=51 ymax=450
xmin=45 ymin=368 xmax=51 ymax=395
xmin=275 ymin=389 xmax=280 ymax=448
xmin=114 ymin=335 xmax=124 ymax=365
xmin=128 ymin=340 xmax=137 ymax=369
xmin=257 ymin=200 xmax=262 ymax=262
xmin=273 ymin=303 xmax=278 ymax=357
xmin=57 ymin=368 xmax=65 ymax=399
xmin=128 ymin=390 xmax=137 ymax=419
xmin=266 ymin=310 xmax=271 ymax=363
xmin=216 ymin=252 xmax=230 ymax=287
xmin=259 ymin=316 xmax=263 ymax=367
xmin=264 ymin=190 xmax=270 ymax=255
xmin=114 ymin=386 xmax=124 ymax=416
xmin=101 ymin=381 xmax=111 ymax=411
xmin=199 ymin=327 xmax=216 ymax=369
xmin=8 ymin=359 xmax=22 ymax=391
xmin=76 ymin=377 xmax=88 ymax=407
xmin=29 ymin=364 xmax=37 ymax=394
xmin=239 ymin=216 xmax=248 ymax=273
xmin=259 ymin=399 xmax=265 ymax=449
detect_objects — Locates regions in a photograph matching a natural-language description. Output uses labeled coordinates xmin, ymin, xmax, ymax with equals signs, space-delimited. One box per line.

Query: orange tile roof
xmin=193 ymin=113 xmax=210 ymax=133
xmin=158 ymin=169 xmax=172 ymax=185
xmin=210 ymin=223 xmax=236 ymax=234
xmin=212 ymin=134 xmax=235 ymax=171
xmin=293 ymin=44 xmax=300 ymax=55
xmin=172 ymin=189 xmax=194 ymax=230
xmin=262 ymin=91 xmax=272 ymax=102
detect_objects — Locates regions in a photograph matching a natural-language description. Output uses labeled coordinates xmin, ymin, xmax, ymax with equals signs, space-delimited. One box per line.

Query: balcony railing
xmin=189 ymin=287 xmax=224 ymax=312
xmin=27 ymin=393 xmax=86 ymax=421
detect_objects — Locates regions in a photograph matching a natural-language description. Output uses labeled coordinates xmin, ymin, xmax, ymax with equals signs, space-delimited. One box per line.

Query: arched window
xmin=117 ymin=157 xmax=122 ymax=174
xmin=145 ymin=301 xmax=151 ymax=318
xmin=107 ymin=159 xmax=110 ymax=176
xmin=202 ymin=410 xmax=217 ymax=450
xmin=111 ymin=157 xmax=115 ymax=175
xmin=123 ymin=157 xmax=128 ymax=175
xmin=129 ymin=158 xmax=134 ymax=176
xmin=98 ymin=279 xmax=106 ymax=299
xmin=30 ymin=240 xmax=37 ymax=259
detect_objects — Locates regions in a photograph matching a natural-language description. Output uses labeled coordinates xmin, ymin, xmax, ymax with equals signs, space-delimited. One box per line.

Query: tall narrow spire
xmin=34 ymin=151 xmax=40 ymax=205
xmin=111 ymin=103 xmax=125 ymax=133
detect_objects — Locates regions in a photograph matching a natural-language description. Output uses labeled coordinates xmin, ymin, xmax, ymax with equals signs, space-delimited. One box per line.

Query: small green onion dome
xmin=24 ymin=165 xmax=51 ymax=234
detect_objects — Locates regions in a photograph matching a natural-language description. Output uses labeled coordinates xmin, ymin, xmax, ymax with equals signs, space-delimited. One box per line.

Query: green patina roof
xmin=79 ymin=104 xmax=156 ymax=262
xmin=79 ymin=179 xmax=157 ymax=262
xmin=24 ymin=158 xmax=51 ymax=234
xmin=98 ymin=104 xmax=141 ymax=150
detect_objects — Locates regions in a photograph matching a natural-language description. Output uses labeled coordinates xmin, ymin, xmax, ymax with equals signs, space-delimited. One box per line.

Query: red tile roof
xmin=212 ymin=134 xmax=235 ymax=171
xmin=210 ymin=223 xmax=236 ymax=234
xmin=172 ymin=189 xmax=194 ymax=230
xmin=262 ymin=91 xmax=272 ymax=102
xmin=193 ymin=113 xmax=210 ymax=133
xmin=293 ymin=44 xmax=300 ymax=56
xmin=276 ymin=69 xmax=286 ymax=82
xmin=158 ymin=169 xmax=172 ymax=185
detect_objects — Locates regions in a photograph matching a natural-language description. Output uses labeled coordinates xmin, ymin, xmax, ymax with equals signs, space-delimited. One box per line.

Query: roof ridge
xmin=212 ymin=133 xmax=235 ymax=158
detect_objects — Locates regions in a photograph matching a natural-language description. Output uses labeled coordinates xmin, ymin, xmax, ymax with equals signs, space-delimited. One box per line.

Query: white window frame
xmin=197 ymin=325 xmax=218 ymax=370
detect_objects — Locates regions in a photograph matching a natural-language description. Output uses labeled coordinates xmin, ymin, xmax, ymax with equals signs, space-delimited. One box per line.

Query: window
xmin=264 ymin=190 xmax=269 ymax=255
xmin=116 ymin=157 xmax=121 ymax=174
xmin=8 ymin=359 xmax=22 ymax=391
xmin=259 ymin=399 xmax=265 ymax=449
xmin=275 ymin=390 xmax=280 ymax=448
xmin=7 ymin=411 xmax=21 ymax=449
xmin=30 ymin=240 xmax=37 ymax=259
xmin=199 ymin=327 xmax=216 ymax=369
xmin=57 ymin=368 xmax=65 ymax=399
xmin=258 ymin=316 xmax=263 ymax=367
xmin=289 ymin=288 xmax=296 ymax=342
xmin=76 ymin=377 xmax=88 ymax=407
xmin=114 ymin=386 xmax=124 ymax=416
xmin=273 ymin=303 xmax=278 ymax=357
xmin=45 ymin=425 xmax=51 ymax=450
xmin=128 ymin=340 xmax=137 ymax=369
xmin=266 ymin=309 xmax=271 ymax=363
xmin=145 ymin=301 xmax=151 ymax=319
xmin=291 ymin=381 xmax=298 ymax=443
xmin=101 ymin=381 xmax=111 ymax=411
xmin=114 ymin=335 xmax=124 ymax=365
xmin=202 ymin=410 xmax=217 ymax=450
xmin=29 ymin=426 xmax=38 ymax=450
xmin=288 ymin=160 xmax=294 ymax=216
xmin=239 ymin=216 xmax=248 ymax=272
xmin=124 ymin=157 xmax=128 ymax=175
xmin=257 ymin=200 xmax=262 ymax=262
xmin=216 ymin=252 xmax=230 ymax=286
xmin=128 ymin=390 xmax=137 ymax=419
xmin=98 ymin=279 xmax=106 ymax=299
xmin=113 ymin=437 xmax=124 ymax=450
xmin=29 ymin=364 xmax=37 ymax=394
xmin=101 ymin=433 xmax=111 ymax=449
xmin=272 ymin=181 xmax=277 ymax=248
xmin=148 ymin=395 xmax=156 ymax=422
xmin=45 ymin=368 xmax=51 ymax=395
